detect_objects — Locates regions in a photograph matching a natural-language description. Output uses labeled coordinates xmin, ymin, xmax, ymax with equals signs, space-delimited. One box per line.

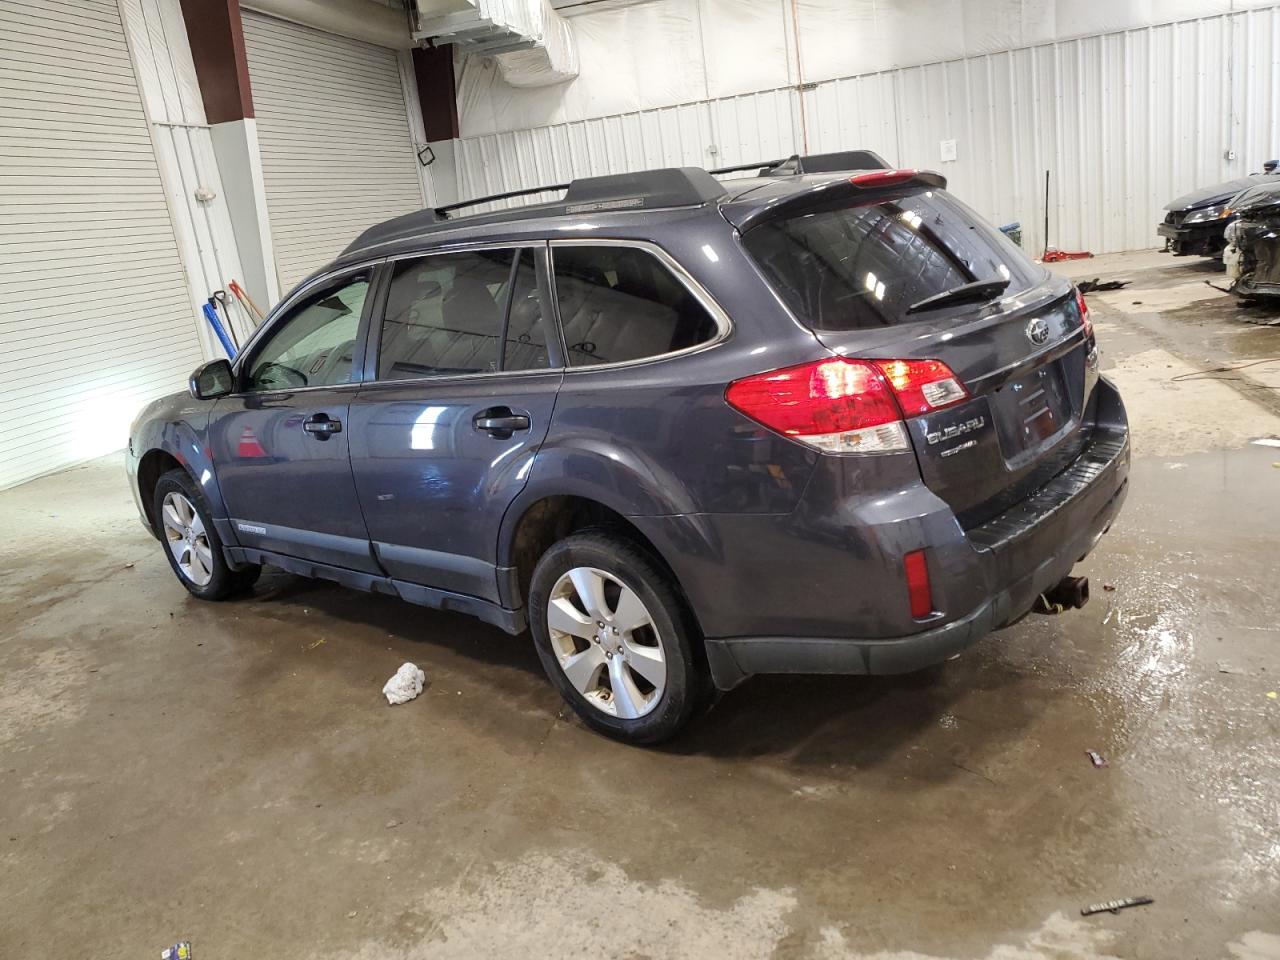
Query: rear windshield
xmin=741 ymin=189 xmax=1040 ymax=331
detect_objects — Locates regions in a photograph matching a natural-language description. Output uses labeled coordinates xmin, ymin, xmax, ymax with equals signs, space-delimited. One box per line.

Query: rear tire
xmin=529 ymin=529 xmax=705 ymax=744
xmin=153 ymin=468 xmax=260 ymax=601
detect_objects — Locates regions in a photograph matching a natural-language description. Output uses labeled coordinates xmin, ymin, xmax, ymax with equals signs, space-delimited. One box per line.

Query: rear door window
xmin=742 ymin=189 xmax=1039 ymax=331
xmin=551 ymin=245 xmax=720 ymax=367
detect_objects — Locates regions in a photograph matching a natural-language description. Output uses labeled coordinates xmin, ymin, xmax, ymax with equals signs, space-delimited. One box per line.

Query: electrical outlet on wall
xmin=940 ymin=139 xmax=958 ymax=162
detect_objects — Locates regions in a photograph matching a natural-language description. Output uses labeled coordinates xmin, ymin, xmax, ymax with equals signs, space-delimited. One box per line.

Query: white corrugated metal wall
xmin=241 ymin=10 xmax=426 ymax=292
xmin=454 ymin=6 xmax=1280 ymax=256
xmin=0 ymin=0 xmax=204 ymax=490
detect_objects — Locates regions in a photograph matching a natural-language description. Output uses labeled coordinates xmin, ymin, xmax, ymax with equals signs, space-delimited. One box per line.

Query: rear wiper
xmin=905 ymin=278 xmax=1010 ymax=315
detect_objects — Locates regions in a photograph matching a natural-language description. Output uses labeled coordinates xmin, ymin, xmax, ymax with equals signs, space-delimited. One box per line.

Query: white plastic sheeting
xmin=455 ymin=5 xmax=1280 ymax=256
xmin=491 ymin=0 xmax=579 ymax=87
xmin=457 ymin=0 xmax=1280 ymax=138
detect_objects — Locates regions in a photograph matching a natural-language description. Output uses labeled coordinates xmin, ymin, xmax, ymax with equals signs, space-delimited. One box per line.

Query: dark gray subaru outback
xmin=127 ymin=153 xmax=1129 ymax=743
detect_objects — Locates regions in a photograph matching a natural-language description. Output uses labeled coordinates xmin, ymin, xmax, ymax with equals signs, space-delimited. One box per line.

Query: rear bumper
xmin=704 ymin=460 xmax=1127 ymax=688
xmin=683 ymin=379 xmax=1130 ymax=690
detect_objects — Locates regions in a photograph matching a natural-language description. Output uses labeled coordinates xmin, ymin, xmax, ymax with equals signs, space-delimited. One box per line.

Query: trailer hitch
xmin=1033 ymin=576 xmax=1090 ymax=614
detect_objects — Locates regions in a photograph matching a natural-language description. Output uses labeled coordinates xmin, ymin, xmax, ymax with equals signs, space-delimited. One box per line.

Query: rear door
xmin=208 ymin=268 xmax=382 ymax=572
xmin=347 ymin=245 xmax=562 ymax=602
xmin=741 ymin=186 xmax=1096 ymax=528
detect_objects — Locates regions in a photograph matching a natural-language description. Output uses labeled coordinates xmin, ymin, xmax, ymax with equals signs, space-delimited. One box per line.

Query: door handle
xmin=302 ymin=413 xmax=342 ymax=439
xmin=473 ymin=408 xmax=531 ymax=437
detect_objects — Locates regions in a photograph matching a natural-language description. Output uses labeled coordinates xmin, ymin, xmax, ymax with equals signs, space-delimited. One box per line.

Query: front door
xmin=208 ymin=269 xmax=382 ymax=574
xmin=348 ymin=247 xmax=562 ymax=602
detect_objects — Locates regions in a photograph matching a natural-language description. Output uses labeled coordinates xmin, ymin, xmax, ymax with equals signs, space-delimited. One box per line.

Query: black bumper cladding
xmin=967 ymin=430 xmax=1128 ymax=551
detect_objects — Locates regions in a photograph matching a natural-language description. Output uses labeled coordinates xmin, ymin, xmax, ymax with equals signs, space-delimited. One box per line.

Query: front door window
xmin=244 ymin=275 xmax=371 ymax=391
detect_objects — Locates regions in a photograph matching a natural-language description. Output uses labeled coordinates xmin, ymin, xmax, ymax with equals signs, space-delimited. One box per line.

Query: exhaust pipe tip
xmin=1032 ymin=576 xmax=1090 ymax=615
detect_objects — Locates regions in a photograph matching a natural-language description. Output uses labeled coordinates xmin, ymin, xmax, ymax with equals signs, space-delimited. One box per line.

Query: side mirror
xmin=190 ymin=359 xmax=235 ymax=400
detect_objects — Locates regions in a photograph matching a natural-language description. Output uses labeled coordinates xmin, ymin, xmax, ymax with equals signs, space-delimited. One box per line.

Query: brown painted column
xmin=413 ymin=44 xmax=459 ymax=142
xmin=178 ymin=0 xmax=254 ymax=123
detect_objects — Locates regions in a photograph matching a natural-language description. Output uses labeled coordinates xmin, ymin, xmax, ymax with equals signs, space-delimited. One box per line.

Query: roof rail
xmin=435 ymin=182 xmax=571 ymax=217
xmin=708 ymin=158 xmax=787 ymax=176
xmin=343 ymin=167 xmax=728 ymax=255
xmin=431 ymin=167 xmax=725 ymax=220
xmin=708 ymin=151 xmax=892 ymax=179
xmin=760 ymin=150 xmax=891 ymax=176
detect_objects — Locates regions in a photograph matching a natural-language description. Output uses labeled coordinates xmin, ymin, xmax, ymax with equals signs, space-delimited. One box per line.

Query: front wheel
xmin=528 ymin=530 xmax=705 ymax=744
xmin=153 ymin=468 xmax=260 ymax=600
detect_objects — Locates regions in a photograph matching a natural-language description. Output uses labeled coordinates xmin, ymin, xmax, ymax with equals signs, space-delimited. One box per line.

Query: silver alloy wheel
xmin=546 ymin=566 xmax=667 ymax=719
xmin=161 ymin=491 xmax=214 ymax=587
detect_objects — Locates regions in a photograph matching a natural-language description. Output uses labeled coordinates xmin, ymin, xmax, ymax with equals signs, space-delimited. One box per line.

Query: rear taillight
xmin=1075 ymin=286 xmax=1094 ymax=340
xmin=725 ymin=356 xmax=969 ymax=455
xmin=872 ymin=359 xmax=968 ymax=417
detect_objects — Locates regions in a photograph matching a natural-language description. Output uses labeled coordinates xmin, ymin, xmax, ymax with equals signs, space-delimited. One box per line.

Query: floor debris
xmin=161 ymin=942 xmax=192 ymax=960
xmin=1077 ymin=278 xmax=1130 ymax=293
xmin=1081 ymin=895 xmax=1153 ymax=916
xmin=1086 ymin=750 xmax=1109 ymax=768
xmin=1103 ymin=583 xmax=1116 ymax=592
xmin=382 ymin=663 xmax=426 ymax=704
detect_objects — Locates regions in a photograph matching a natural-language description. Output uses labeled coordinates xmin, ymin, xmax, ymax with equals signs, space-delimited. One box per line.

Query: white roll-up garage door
xmin=0 ymin=0 xmax=203 ymax=490
xmin=241 ymin=11 xmax=424 ymax=293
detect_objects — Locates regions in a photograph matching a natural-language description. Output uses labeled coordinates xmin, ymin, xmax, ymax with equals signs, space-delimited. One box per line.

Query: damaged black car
xmin=1158 ymin=161 xmax=1278 ymax=257
xmin=1223 ymin=179 xmax=1280 ymax=302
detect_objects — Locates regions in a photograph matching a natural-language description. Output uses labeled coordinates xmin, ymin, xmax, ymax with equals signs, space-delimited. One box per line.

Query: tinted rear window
xmin=742 ymin=189 xmax=1039 ymax=331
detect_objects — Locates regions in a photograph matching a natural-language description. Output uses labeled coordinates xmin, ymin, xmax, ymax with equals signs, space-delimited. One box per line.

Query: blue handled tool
xmin=202 ymin=301 xmax=237 ymax=359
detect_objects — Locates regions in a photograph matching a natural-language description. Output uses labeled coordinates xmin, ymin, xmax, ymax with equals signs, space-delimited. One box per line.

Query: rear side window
xmin=551 ymin=245 xmax=719 ymax=367
xmin=742 ymin=189 xmax=1039 ymax=331
xmin=377 ymin=248 xmax=550 ymax=379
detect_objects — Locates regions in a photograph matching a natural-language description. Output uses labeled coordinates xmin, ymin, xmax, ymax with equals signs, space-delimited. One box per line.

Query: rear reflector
xmin=903 ymin=549 xmax=933 ymax=619
xmin=726 ymin=356 xmax=970 ymax=455
xmin=849 ymin=169 xmax=920 ymax=188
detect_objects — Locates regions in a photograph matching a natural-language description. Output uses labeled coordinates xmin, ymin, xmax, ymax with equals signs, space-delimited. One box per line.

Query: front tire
xmin=153 ymin=468 xmax=259 ymax=600
xmin=529 ymin=530 xmax=704 ymax=744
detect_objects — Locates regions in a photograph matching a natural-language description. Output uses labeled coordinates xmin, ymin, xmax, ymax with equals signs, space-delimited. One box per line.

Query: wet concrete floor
xmin=2 ymin=251 xmax=1278 ymax=958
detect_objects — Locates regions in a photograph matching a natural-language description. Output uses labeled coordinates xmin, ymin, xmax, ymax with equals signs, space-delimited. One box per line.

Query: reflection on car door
xmin=208 ymin=268 xmax=382 ymax=574
xmin=348 ymin=247 xmax=562 ymax=602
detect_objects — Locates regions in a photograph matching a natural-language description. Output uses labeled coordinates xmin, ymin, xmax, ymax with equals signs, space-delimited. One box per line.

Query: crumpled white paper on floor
xmin=382 ymin=662 xmax=426 ymax=705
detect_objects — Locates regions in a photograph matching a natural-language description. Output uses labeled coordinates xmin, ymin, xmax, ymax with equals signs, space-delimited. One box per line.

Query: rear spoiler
xmin=720 ymin=169 xmax=948 ymax=232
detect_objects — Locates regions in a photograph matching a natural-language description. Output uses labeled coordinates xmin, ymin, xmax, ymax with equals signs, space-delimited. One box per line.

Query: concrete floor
xmin=2 ymin=250 xmax=1279 ymax=959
